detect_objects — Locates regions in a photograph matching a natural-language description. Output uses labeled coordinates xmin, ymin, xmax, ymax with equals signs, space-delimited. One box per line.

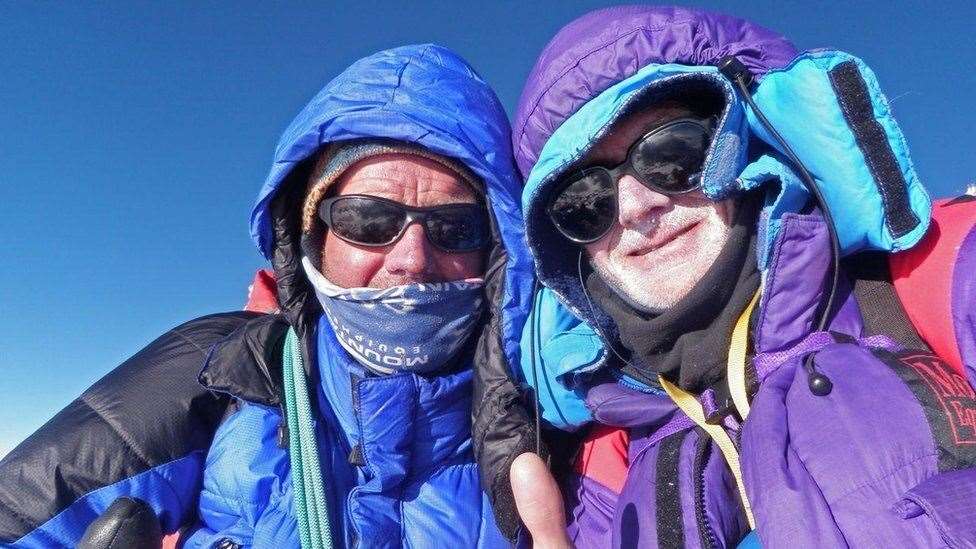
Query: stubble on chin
xmin=591 ymin=212 xmax=734 ymax=312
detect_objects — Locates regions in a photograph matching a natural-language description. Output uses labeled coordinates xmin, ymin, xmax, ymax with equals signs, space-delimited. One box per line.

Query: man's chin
xmin=615 ymin=251 xmax=701 ymax=280
xmin=596 ymin=265 xmax=689 ymax=312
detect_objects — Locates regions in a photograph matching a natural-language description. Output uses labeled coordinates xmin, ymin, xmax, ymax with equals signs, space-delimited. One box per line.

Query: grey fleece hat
xmin=301 ymin=139 xmax=484 ymax=234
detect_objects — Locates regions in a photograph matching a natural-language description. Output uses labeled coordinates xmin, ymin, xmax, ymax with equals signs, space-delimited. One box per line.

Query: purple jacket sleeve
xmin=951 ymin=221 xmax=976 ymax=380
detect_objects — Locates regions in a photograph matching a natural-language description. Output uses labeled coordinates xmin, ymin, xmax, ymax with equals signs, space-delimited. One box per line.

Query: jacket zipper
xmin=693 ymin=429 xmax=719 ymax=549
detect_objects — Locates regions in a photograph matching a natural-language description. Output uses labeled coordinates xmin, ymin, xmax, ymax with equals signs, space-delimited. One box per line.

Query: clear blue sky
xmin=1 ymin=1 xmax=974 ymax=457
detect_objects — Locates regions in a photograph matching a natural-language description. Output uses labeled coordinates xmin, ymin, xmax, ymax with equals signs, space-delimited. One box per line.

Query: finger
xmin=510 ymin=452 xmax=573 ymax=549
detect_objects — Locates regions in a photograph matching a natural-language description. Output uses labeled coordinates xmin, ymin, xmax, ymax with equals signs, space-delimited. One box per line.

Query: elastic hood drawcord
xmin=719 ymin=55 xmax=836 ymax=396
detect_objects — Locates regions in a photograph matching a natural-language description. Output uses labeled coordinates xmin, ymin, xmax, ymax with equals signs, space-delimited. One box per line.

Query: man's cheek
xmin=587 ymin=248 xmax=614 ymax=273
xmin=437 ymin=250 xmax=486 ymax=280
xmin=322 ymin=238 xmax=384 ymax=287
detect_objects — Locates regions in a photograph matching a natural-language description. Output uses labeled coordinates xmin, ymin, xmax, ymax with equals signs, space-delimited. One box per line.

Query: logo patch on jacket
xmin=879 ymin=350 xmax=976 ymax=470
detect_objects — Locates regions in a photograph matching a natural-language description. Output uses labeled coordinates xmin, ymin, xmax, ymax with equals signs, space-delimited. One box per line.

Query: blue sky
xmin=1 ymin=1 xmax=974 ymax=457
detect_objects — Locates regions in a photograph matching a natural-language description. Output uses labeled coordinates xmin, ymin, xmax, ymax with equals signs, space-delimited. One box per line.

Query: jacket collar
xmin=198 ymin=313 xmax=289 ymax=407
xmin=199 ymin=311 xmax=476 ymax=475
xmin=316 ymin=316 xmax=475 ymax=479
xmin=752 ymin=210 xmax=864 ymax=359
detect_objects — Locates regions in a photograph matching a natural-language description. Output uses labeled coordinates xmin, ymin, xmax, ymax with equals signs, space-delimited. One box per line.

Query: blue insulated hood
xmin=249 ymin=44 xmax=533 ymax=370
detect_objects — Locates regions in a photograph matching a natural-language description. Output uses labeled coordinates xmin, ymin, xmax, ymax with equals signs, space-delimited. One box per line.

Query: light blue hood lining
xmin=748 ymin=49 xmax=930 ymax=254
xmin=521 ymin=65 xmax=747 ymax=343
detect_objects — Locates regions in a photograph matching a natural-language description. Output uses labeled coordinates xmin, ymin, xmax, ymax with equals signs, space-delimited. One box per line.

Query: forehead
xmin=583 ymin=100 xmax=694 ymax=166
xmin=333 ymin=153 xmax=477 ymax=202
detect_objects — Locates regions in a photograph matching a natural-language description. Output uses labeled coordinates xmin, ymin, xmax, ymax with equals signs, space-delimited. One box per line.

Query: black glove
xmin=77 ymin=497 xmax=162 ymax=549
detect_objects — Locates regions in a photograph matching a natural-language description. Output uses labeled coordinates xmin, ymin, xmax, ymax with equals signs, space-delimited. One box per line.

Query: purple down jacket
xmin=472 ymin=5 xmax=976 ymax=548
xmin=553 ymin=210 xmax=976 ymax=548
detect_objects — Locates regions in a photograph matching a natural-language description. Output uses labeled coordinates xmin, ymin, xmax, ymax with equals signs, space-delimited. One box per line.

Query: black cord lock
xmin=717 ymin=55 xmax=754 ymax=88
xmin=804 ymin=354 xmax=834 ymax=396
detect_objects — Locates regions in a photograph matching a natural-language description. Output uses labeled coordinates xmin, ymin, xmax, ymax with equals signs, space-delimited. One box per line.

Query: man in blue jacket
xmin=0 ymin=44 xmax=532 ymax=548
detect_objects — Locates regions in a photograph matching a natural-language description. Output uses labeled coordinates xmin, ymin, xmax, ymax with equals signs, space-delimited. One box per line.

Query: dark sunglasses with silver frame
xmin=547 ymin=115 xmax=717 ymax=244
xmin=318 ymin=194 xmax=490 ymax=252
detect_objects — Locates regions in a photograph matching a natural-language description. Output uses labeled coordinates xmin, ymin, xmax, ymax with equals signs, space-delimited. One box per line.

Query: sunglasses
xmin=546 ymin=117 xmax=716 ymax=244
xmin=318 ymin=194 xmax=490 ymax=252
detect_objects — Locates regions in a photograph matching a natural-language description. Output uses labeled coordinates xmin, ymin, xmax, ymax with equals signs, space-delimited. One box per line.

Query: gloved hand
xmin=77 ymin=497 xmax=162 ymax=549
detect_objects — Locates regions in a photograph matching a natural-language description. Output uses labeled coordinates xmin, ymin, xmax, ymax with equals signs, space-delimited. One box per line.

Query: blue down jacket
xmin=183 ymin=318 xmax=506 ymax=548
xmin=184 ymin=44 xmax=531 ymax=548
xmin=0 ymin=43 xmax=531 ymax=548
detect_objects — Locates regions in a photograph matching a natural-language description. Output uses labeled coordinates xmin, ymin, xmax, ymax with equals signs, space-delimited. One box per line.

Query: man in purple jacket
xmin=471 ymin=5 xmax=976 ymax=547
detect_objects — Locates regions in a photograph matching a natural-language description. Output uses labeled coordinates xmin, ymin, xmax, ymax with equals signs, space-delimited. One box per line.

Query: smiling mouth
xmin=626 ymin=220 xmax=701 ymax=256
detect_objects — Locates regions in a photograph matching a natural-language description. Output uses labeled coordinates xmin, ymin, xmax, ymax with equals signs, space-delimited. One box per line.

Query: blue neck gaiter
xmin=302 ymin=257 xmax=485 ymax=375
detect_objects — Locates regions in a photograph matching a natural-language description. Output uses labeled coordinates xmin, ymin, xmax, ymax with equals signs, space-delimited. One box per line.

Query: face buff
xmin=301 ymin=257 xmax=485 ymax=375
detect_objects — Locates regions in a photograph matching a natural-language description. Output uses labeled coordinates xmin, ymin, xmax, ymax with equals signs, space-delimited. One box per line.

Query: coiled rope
xmin=283 ymin=327 xmax=334 ymax=549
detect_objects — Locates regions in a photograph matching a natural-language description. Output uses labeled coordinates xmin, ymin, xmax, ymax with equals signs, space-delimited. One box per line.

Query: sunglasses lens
xmin=549 ymin=169 xmax=616 ymax=242
xmin=631 ymin=121 xmax=709 ymax=193
xmin=328 ymin=196 xmax=405 ymax=246
xmin=426 ymin=206 xmax=490 ymax=251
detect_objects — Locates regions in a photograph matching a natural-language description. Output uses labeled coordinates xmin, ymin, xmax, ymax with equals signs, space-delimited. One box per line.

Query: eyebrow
xmin=581 ymin=130 xmax=630 ymax=167
xmin=584 ymin=108 xmax=694 ymax=167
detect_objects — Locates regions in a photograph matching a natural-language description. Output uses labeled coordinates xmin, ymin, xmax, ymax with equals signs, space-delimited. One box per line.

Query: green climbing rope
xmin=283 ymin=327 xmax=333 ymax=549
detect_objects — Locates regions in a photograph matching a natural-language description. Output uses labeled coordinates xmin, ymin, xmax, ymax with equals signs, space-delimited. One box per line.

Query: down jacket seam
xmin=387 ymin=59 xmax=409 ymax=108
xmin=829 ymin=451 xmax=940 ymax=506
xmin=170 ymin=326 xmax=211 ymax=357
xmin=783 ymin=407 xmax=848 ymax=545
xmin=77 ymin=396 xmax=154 ymax=470
xmin=200 ymin=483 xmax=261 ymax=517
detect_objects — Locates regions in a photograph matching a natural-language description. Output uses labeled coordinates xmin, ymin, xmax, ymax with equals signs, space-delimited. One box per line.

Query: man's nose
xmin=384 ymin=222 xmax=432 ymax=276
xmin=616 ymin=174 xmax=671 ymax=229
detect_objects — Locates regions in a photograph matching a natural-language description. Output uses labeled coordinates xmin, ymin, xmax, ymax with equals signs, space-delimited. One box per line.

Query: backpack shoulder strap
xmin=843 ymin=251 xmax=929 ymax=352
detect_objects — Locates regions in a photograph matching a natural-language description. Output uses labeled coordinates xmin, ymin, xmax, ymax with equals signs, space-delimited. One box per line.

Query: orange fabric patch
xmin=891 ymin=198 xmax=976 ymax=376
xmin=574 ymin=424 xmax=629 ymax=494
xmin=245 ymin=269 xmax=279 ymax=313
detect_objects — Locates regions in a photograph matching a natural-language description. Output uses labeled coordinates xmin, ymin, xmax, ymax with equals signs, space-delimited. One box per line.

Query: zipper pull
xmin=348 ymin=442 xmax=366 ymax=466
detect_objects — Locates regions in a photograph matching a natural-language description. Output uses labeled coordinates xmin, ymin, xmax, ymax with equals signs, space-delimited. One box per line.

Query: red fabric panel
xmin=574 ymin=424 xmax=629 ymax=494
xmin=244 ymin=269 xmax=279 ymax=313
xmin=890 ymin=198 xmax=976 ymax=376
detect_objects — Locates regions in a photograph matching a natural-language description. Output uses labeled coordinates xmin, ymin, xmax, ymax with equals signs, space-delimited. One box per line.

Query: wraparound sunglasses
xmin=318 ymin=194 xmax=490 ymax=252
xmin=547 ymin=116 xmax=716 ymax=244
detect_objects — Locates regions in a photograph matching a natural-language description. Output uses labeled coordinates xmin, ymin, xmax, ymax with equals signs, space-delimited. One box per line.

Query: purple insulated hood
xmin=511 ymin=5 xmax=798 ymax=178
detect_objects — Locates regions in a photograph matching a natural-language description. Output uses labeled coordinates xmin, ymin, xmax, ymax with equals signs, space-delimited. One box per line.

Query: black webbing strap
xmin=843 ymin=251 xmax=929 ymax=351
xmin=828 ymin=60 xmax=920 ymax=238
xmin=654 ymin=430 xmax=690 ymax=548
